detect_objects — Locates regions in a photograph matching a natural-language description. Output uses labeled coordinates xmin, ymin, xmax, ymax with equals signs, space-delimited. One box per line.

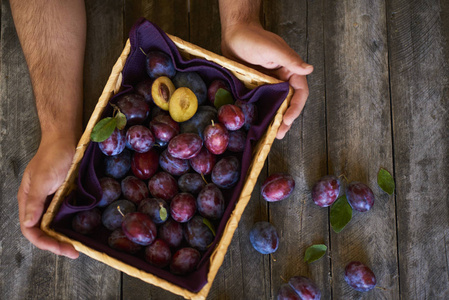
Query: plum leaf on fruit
xmin=377 ymin=168 xmax=395 ymax=195
xmin=159 ymin=206 xmax=168 ymax=222
xmin=91 ymin=117 xmax=117 ymax=142
xmin=304 ymin=244 xmax=327 ymax=264
xmin=115 ymin=111 xmax=127 ymax=130
xmin=214 ymin=88 xmax=234 ymax=108
xmin=330 ymin=195 xmax=352 ymax=233
xmin=202 ymin=217 xmax=216 ymax=236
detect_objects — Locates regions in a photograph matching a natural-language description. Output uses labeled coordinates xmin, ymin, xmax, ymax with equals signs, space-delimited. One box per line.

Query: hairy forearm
xmin=10 ymin=0 xmax=86 ymax=145
xmin=218 ymin=0 xmax=261 ymax=30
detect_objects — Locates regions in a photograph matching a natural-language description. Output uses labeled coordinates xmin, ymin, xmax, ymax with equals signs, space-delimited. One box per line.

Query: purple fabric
xmin=52 ymin=18 xmax=289 ymax=293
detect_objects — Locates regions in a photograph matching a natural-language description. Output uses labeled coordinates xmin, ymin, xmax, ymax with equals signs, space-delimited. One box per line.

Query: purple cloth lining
xmin=51 ymin=18 xmax=289 ymax=293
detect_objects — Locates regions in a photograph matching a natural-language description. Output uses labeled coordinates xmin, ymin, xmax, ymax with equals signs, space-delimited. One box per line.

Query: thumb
xmin=23 ymin=175 xmax=56 ymax=227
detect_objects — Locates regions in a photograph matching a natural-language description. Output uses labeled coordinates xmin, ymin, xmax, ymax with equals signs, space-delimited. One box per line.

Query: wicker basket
xmin=41 ymin=32 xmax=293 ymax=300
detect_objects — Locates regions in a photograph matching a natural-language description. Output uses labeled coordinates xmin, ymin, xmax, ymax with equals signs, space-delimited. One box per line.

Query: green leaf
xmin=202 ymin=218 xmax=216 ymax=236
xmin=90 ymin=117 xmax=117 ymax=142
xmin=214 ymin=88 xmax=234 ymax=109
xmin=304 ymin=244 xmax=327 ymax=263
xmin=115 ymin=111 xmax=127 ymax=130
xmin=378 ymin=168 xmax=395 ymax=195
xmin=159 ymin=206 xmax=168 ymax=222
xmin=330 ymin=195 xmax=352 ymax=233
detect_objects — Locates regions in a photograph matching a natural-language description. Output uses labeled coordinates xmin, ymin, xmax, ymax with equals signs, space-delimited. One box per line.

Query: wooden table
xmin=1 ymin=0 xmax=448 ymax=299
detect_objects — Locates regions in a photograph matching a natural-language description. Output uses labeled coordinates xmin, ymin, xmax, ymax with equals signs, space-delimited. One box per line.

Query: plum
xmin=149 ymin=114 xmax=179 ymax=146
xmin=158 ymin=218 xmax=183 ymax=248
xmin=104 ymin=149 xmax=131 ymax=179
xmin=184 ymin=215 xmax=215 ymax=251
xmin=151 ymin=76 xmax=175 ymax=111
xmin=159 ymin=149 xmax=190 ymax=176
xmin=144 ymin=239 xmax=172 ymax=268
xmin=180 ymin=105 xmax=218 ymax=138
xmin=173 ymin=71 xmax=207 ymax=105
xmin=131 ymin=148 xmax=159 ymax=180
xmin=170 ymin=193 xmax=197 ymax=223
xmin=344 ymin=261 xmax=377 ymax=292
xmin=134 ymin=78 xmax=153 ymax=105
xmin=277 ymin=284 xmax=301 ymax=300
xmin=99 ymin=128 xmax=126 ymax=156
xmin=138 ymin=197 xmax=169 ymax=224
xmin=189 ymin=147 xmax=216 ymax=175
xmin=235 ymin=100 xmax=258 ymax=131
xmin=227 ymin=130 xmax=246 ymax=152
xmin=249 ymin=221 xmax=279 ymax=254
xmin=261 ymin=173 xmax=296 ymax=202
xmin=178 ymin=173 xmax=206 ymax=195
xmin=102 ymin=199 xmax=136 ymax=231
xmin=346 ymin=181 xmax=375 ymax=212
xmin=108 ymin=228 xmax=142 ymax=254
xmin=125 ymin=125 xmax=155 ymax=153
xmin=72 ymin=208 xmax=102 ymax=235
xmin=311 ymin=175 xmax=340 ymax=207
xmin=218 ymin=104 xmax=245 ymax=131
xmin=145 ymin=50 xmax=176 ymax=79
xmin=169 ymin=87 xmax=198 ymax=122
xmin=121 ymin=176 xmax=149 ymax=205
xmin=170 ymin=247 xmax=201 ymax=275
xmin=203 ymin=122 xmax=229 ymax=155
xmin=97 ymin=177 xmax=121 ymax=207
xmin=116 ymin=93 xmax=150 ymax=126
xmin=168 ymin=133 xmax=203 ymax=159
xmin=211 ymin=156 xmax=240 ymax=189
xmin=197 ymin=183 xmax=224 ymax=220
xmin=208 ymin=79 xmax=232 ymax=106
xmin=148 ymin=172 xmax=178 ymax=202
xmin=122 ymin=212 xmax=157 ymax=246
xmin=288 ymin=276 xmax=321 ymax=300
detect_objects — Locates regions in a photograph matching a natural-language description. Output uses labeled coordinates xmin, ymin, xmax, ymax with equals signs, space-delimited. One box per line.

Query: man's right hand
xmin=18 ymin=135 xmax=79 ymax=259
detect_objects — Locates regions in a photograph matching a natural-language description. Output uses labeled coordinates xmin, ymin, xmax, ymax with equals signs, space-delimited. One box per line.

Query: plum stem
xmin=339 ymin=174 xmax=349 ymax=184
xmin=211 ymin=120 xmax=215 ymax=127
xmin=139 ymin=47 xmax=148 ymax=56
xmin=270 ymin=253 xmax=277 ymax=262
xmin=117 ymin=205 xmax=125 ymax=217
xmin=200 ymin=173 xmax=208 ymax=185
xmin=375 ymin=286 xmax=387 ymax=291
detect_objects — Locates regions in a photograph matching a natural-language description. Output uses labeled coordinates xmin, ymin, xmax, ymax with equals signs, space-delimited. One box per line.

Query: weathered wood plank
xmin=189 ymin=0 xmax=222 ymax=54
xmin=387 ymin=0 xmax=449 ymax=298
xmin=263 ymin=0 xmax=331 ymax=299
xmin=323 ymin=0 xmax=399 ymax=299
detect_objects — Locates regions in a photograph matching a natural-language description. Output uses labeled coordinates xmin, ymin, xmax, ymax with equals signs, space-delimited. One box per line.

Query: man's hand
xmin=18 ymin=136 xmax=79 ymax=259
xmin=221 ymin=22 xmax=313 ymax=139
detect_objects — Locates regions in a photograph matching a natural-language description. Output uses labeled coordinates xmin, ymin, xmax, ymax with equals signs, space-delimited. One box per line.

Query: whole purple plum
xmin=144 ymin=239 xmax=172 ymax=268
xmin=168 ymin=133 xmax=203 ymax=159
xmin=203 ymin=122 xmax=229 ymax=155
xmin=145 ymin=50 xmax=176 ymax=79
xmin=197 ymin=183 xmax=224 ymax=220
xmin=148 ymin=172 xmax=178 ymax=202
xmin=122 ymin=212 xmax=157 ymax=246
xmin=227 ymin=130 xmax=246 ymax=152
xmin=72 ymin=208 xmax=102 ymax=235
xmin=311 ymin=175 xmax=340 ymax=207
xmin=211 ymin=156 xmax=240 ymax=189
xmin=138 ymin=197 xmax=169 ymax=224
xmin=249 ymin=221 xmax=279 ymax=254
xmin=125 ymin=125 xmax=155 ymax=153
xmin=277 ymin=284 xmax=301 ymax=300
xmin=149 ymin=114 xmax=179 ymax=146
xmin=159 ymin=149 xmax=190 ymax=176
xmin=134 ymin=78 xmax=153 ymax=105
xmin=170 ymin=247 xmax=201 ymax=275
xmin=116 ymin=93 xmax=150 ymax=126
xmin=346 ymin=181 xmax=375 ymax=212
xmin=97 ymin=177 xmax=121 ymax=207
xmin=173 ymin=71 xmax=207 ymax=105
xmin=104 ymin=149 xmax=131 ymax=179
xmin=121 ymin=176 xmax=149 ymax=205
xmin=99 ymin=128 xmax=126 ymax=156
xmin=170 ymin=193 xmax=197 ymax=223
xmin=344 ymin=261 xmax=377 ymax=292
xmin=189 ymin=147 xmax=216 ymax=175
xmin=178 ymin=173 xmax=206 ymax=195
xmin=261 ymin=173 xmax=296 ymax=202
xmin=108 ymin=228 xmax=142 ymax=254
xmin=158 ymin=218 xmax=183 ymax=248
xmin=184 ymin=215 xmax=215 ymax=251
xmin=131 ymin=148 xmax=159 ymax=180
xmin=288 ymin=276 xmax=321 ymax=300
xmin=235 ymin=100 xmax=258 ymax=131
xmin=218 ymin=104 xmax=245 ymax=131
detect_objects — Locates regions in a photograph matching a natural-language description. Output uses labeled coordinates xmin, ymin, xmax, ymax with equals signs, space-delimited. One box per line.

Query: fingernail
xmin=24 ymin=214 xmax=33 ymax=226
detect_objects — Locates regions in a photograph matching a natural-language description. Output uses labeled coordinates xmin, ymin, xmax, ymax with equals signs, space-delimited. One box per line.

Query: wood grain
xmin=263 ymin=0 xmax=332 ymax=299
xmin=324 ymin=0 xmax=399 ymax=299
xmin=387 ymin=0 xmax=449 ymax=298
